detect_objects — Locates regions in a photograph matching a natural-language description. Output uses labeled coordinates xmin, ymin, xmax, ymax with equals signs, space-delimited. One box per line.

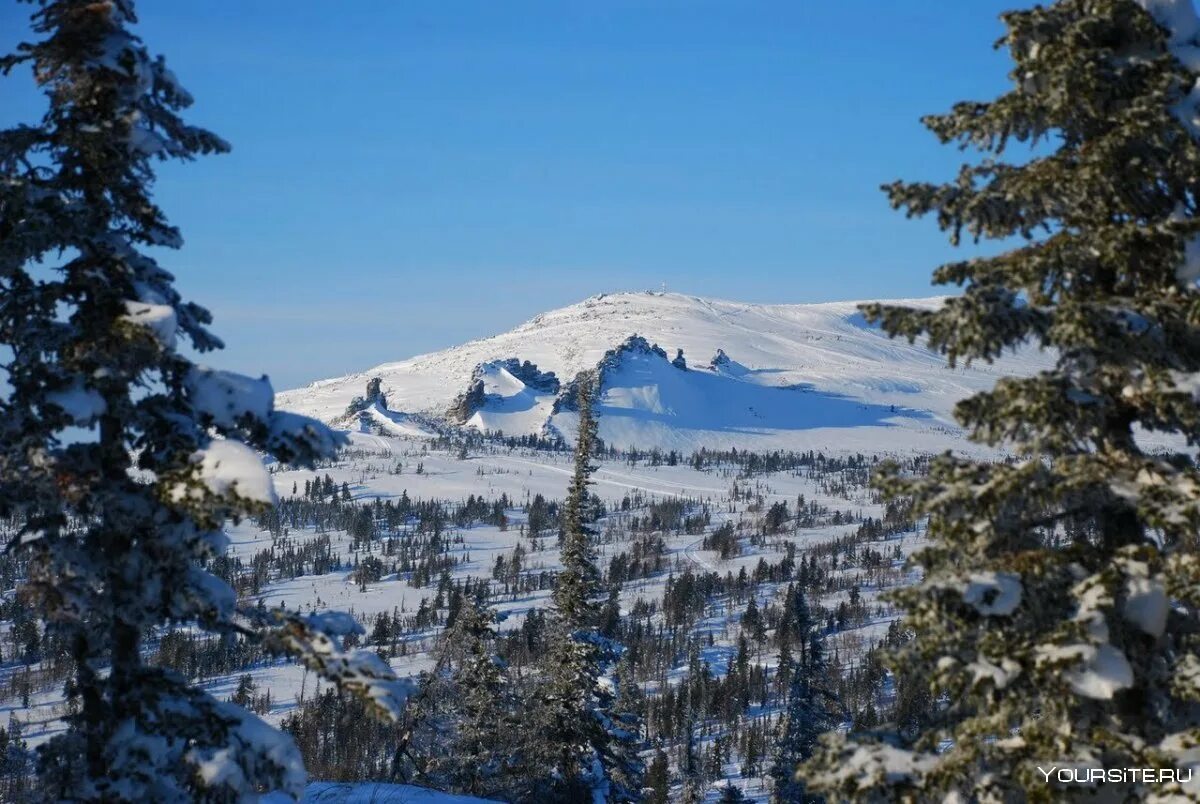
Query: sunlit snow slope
xmin=276 ymin=292 xmax=1050 ymax=454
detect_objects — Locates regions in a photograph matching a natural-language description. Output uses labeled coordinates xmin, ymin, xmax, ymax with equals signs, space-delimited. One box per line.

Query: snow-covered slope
xmin=277 ymin=291 xmax=1050 ymax=454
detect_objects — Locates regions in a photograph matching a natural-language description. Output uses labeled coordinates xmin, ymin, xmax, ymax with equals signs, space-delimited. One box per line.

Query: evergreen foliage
xmin=645 ymin=747 xmax=671 ymax=804
xmin=280 ymin=687 xmax=403 ymax=784
xmin=771 ymin=635 xmax=838 ymax=803
xmin=531 ymin=373 xmax=645 ymax=802
xmin=441 ymin=594 xmax=516 ymax=798
xmin=553 ymin=372 xmax=603 ymax=627
xmin=805 ymin=0 xmax=1200 ymax=799
xmin=0 ymin=1 xmax=407 ymax=798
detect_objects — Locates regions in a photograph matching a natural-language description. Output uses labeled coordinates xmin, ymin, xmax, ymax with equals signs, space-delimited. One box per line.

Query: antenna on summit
xmin=660 ymin=281 xmax=667 ymax=294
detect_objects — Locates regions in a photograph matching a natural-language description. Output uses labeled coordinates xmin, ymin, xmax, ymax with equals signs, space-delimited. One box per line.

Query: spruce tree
xmin=645 ymin=747 xmax=671 ymax=804
xmin=529 ymin=373 xmax=644 ymax=802
xmin=771 ymin=633 xmax=838 ymax=804
xmin=443 ymin=594 xmax=514 ymax=799
xmin=553 ymin=371 xmax=603 ymax=626
xmin=805 ymin=0 xmax=1200 ymax=800
xmin=0 ymin=1 xmax=406 ymax=798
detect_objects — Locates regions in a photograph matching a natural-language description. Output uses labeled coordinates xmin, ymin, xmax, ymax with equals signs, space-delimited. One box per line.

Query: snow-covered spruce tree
xmin=772 ymin=634 xmax=839 ymax=803
xmin=0 ymin=1 xmax=407 ymax=799
xmin=804 ymin=0 xmax=1200 ymax=800
xmin=552 ymin=373 xmax=604 ymax=625
xmin=771 ymin=587 xmax=838 ymax=803
xmin=439 ymin=594 xmax=517 ymax=799
xmin=527 ymin=374 xmax=644 ymax=803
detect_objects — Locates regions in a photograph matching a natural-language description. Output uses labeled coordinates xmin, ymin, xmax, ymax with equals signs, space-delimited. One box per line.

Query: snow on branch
xmin=247 ymin=608 xmax=414 ymax=723
xmin=813 ymin=738 xmax=938 ymax=797
xmin=44 ymin=379 xmax=106 ymax=426
xmin=121 ymin=300 xmax=178 ymax=349
xmin=188 ymin=439 xmax=277 ymax=507
xmin=185 ymin=365 xmax=345 ymax=466
xmin=187 ymin=366 xmax=273 ymax=429
xmin=1138 ymin=0 xmax=1200 ymax=136
xmin=961 ymin=571 xmax=1023 ymax=617
xmin=102 ymin=668 xmax=307 ymax=802
xmin=266 ymin=410 xmax=347 ymax=467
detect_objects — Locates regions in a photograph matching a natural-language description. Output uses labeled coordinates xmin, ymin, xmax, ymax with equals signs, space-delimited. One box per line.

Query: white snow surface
xmin=278 ymin=292 xmax=1052 ymax=454
xmin=192 ymin=439 xmax=278 ymax=506
xmin=467 ymin=361 xmax=558 ymax=435
xmin=1124 ymin=576 xmax=1170 ymax=636
xmin=3 ymin=423 xmax=931 ymax=801
xmin=962 ymin=572 xmax=1023 ymax=617
xmin=1139 ymin=1 xmax=1200 ymax=138
xmin=188 ymin=367 xmax=274 ymax=428
xmin=121 ymin=299 xmax=177 ymax=349
xmin=1141 ymin=0 xmax=1200 ymax=43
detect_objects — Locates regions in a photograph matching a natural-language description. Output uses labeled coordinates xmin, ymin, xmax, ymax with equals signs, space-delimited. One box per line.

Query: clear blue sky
xmin=1 ymin=0 xmax=1019 ymax=390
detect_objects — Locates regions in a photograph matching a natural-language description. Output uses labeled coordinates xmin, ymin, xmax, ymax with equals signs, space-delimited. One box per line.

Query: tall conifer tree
xmin=442 ymin=594 xmax=515 ymax=799
xmin=806 ymin=0 xmax=1200 ymax=799
xmin=771 ymin=587 xmax=837 ymax=803
xmin=0 ymin=1 xmax=406 ymax=798
xmin=554 ymin=373 xmax=603 ymax=627
xmin=772 ymin=635 xmax=837 ymax=803
xmin=530 ymin=373 xmax=643 ymax=802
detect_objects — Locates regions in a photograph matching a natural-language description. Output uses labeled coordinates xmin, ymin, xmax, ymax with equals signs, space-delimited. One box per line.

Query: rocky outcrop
xmin=552 ymin=370 xmax=598 ymax=414
xmin=553 ymin=334 xmax=668 ymax=412
xmin=598 ymin=335 xmax=668 ymax=372
xmin=446 ymin=377 xmax=487 ymax=423
xmin=344 ymin=376 xmax=386 ymax=417
xmin=491 ymin=358 xmax=560 ymax=394
xmin=446 ymin=359 xmax=560 ymax=423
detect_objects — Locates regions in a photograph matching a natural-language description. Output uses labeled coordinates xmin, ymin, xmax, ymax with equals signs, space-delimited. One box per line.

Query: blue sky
xmin=1 ymin=0 xmax=1019 ymax=390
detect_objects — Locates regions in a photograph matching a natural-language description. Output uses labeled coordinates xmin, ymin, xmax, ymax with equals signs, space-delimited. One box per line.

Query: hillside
xmin=276 ymin=291 xmax=1050 ymax=454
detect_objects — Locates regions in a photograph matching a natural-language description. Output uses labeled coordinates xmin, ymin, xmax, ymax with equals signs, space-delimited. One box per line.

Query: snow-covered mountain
xmin=276 ymin=291 xmax=1050 ymax=454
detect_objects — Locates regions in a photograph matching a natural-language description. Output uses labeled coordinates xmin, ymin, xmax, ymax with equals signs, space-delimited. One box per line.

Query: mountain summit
xmin=276 ymin=291 xmax=1047 ymax=453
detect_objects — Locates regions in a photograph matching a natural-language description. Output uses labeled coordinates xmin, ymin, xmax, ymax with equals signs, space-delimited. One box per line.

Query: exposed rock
xmin=344 ymin=376 xmax=386 ymax=417
xmin=366 ymin=376 xmax=384 ymax=405
xmin=709 ymin=349 xmax=731 ymax=371
xmin=491 ymin=358 xmax=560 ymax=394
xmin=446 ymin=359 xmax=559 ymax=423
xmin=554 ymin=334 xmax=668 ymax=412
xmin=446 ymin=378 xmax=487 ymax=423
xmin=553 ymin=370 xmax=595 ymax=414
xmin=598 ymin=335 xmax=668 ymax=372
